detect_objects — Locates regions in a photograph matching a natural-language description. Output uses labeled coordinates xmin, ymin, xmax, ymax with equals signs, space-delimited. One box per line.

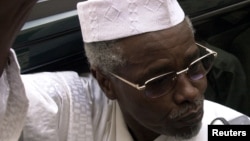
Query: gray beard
xmin=161 ymin=122 xmax=202 ymax=141
xmin=174 ymin=122 xmax=202 ymax=140
xmin=165 ymin=99 xmax=203 ymax=140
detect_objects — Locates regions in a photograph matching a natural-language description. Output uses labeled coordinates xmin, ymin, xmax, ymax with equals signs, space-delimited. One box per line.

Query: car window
xmin=27 ymin=0 xmax=84 ymax=21
xmin=178 ymin=0 xmax=246 ymax=17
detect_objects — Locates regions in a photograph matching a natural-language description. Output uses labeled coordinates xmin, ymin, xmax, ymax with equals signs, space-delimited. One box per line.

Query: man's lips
xmin=175 ymin=107 xmax=204 ymax=126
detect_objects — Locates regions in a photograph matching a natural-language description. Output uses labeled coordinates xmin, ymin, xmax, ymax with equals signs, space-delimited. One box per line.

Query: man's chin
xmin=173 ymin=122 xmax=202 ymax=140
xmin=161 ymin=122 xmax=202 ymax=140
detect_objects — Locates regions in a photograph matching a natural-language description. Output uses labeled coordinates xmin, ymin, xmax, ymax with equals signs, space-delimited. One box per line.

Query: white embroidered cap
xmin=77 ymin=0 xmax=185 ymax=43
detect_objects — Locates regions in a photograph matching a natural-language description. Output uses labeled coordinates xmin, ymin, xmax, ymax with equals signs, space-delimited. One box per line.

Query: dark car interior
xmin=14 ymin=0 xmax=250 ymax=116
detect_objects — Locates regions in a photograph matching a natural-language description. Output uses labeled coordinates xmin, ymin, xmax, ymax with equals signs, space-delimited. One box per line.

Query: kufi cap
xmin=77 ymin=0 xmax=185 ymax=43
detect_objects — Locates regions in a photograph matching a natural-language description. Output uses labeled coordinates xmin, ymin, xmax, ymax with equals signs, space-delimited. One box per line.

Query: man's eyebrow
xmin=184 ymin=46 xmax=200 ymax=64
xmin=140 ymin=60 xmax=173 ymax=81
xmin=138 ymin=45 xmax=200 ymax=82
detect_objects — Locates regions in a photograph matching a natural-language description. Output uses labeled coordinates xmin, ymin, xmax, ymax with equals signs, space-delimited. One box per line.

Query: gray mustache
xmin=169 ymin=99 xmax=203 ymax=119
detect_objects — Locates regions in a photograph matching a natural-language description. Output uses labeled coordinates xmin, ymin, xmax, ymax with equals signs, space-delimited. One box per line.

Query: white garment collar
xmin=115 ymin=102 xmax=134 ymax=141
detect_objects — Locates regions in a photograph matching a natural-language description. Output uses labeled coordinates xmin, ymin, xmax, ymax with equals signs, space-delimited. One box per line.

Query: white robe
xmin=1 ymin=50 xmax=249 ymax=141
xmin=22 ymin=72 xmax=249 ymax=141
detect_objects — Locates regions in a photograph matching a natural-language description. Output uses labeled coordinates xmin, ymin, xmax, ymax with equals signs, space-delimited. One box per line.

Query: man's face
xmin=109 ymin=20 xmax=207 ymax=139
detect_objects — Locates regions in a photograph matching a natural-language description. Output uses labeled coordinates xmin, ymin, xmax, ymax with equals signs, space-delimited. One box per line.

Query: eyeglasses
xmin=110 ymin=43 xmax=217 ymax=98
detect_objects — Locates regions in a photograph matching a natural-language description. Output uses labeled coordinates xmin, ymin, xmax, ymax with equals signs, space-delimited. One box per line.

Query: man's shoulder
xmin=21 ymin=71 xmax=106 ymax=105
xmin=21 ymin=71 xmax=96 ymax=140
xmin=21 ymin=71 xmax=81 ymax=80
xmin=21 ymin=71 xmax=84 ymax=89
xmin=21 ymin=71 xmax=86 ymax=103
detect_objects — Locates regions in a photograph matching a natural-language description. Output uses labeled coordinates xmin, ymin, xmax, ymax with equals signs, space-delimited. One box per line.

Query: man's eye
xmin=147 ymin=75 xmax=170 ymax=89
xmin=190 ymin=61 xmax=203 ymax=73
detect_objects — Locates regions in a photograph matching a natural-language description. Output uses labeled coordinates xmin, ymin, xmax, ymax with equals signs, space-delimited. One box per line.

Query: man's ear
xmin=91 ymin=67 xmax=117 ymax=100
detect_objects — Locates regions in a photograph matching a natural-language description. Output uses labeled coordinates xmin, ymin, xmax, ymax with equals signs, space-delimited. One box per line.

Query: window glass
xmin=178 ymin=0 xmax=246 ymax=17
xmin=27 ymin=0 xmax=84 ymax=21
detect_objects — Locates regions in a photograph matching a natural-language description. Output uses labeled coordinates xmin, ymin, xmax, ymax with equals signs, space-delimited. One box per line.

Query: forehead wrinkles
xmin=116 ymin=20 xmax=194 ymax=71
xmin=118 ymin=22 xmax=192 ymax=64
xmin=129 ymin=47 xmax=173 ymax=64
xmin=119 ymin=36 xmax=176 ymax=65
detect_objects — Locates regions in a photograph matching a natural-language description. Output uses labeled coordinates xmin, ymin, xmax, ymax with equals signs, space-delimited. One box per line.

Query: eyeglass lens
xmin=145 ymin=53 xmax=215 ymax=98
xmin=188 ymin=54 xmax=215 ymax=81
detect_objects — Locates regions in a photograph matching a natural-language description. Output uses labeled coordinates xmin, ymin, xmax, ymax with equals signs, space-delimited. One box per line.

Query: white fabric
xmin=0 ymin=49 xmax=29 ymax=141
xmin=0 ymin=68 xmax=9 ymax=123
xmin=77 ymin=0 xmax=185 ymax=42
xmin=22 ymin=72 xmax=94 ymax=141
xmin=21 ymin=69 xmax=249 ymax=141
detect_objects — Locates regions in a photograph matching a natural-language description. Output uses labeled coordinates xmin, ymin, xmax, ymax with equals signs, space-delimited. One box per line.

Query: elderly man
xmin=0 ymin=0 xmax=249 ymax=141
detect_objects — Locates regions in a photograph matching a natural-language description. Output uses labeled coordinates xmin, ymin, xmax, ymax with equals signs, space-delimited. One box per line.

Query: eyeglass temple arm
xmin=195 ymin=42 xmax=218 ymax=56
xmin=110 ymin=73 xmax=146 ymax=90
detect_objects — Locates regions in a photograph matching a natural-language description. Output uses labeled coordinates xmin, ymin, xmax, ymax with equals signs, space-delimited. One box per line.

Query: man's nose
xmin=173 ymin=73 xmax=201 ymax=104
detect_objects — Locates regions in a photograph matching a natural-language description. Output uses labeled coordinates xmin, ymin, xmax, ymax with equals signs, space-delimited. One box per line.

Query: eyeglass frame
xmin=109 ymin=43 xmax=218 ymax=92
